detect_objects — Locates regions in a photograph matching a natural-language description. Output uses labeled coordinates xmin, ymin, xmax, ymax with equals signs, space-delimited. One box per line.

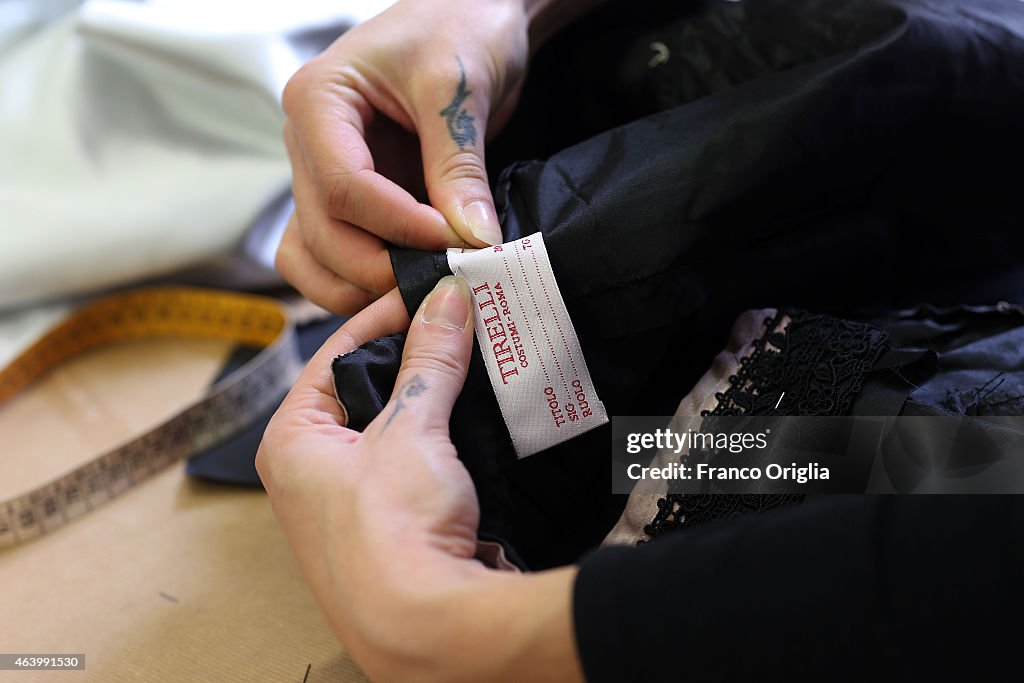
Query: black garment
xmin=331 ymin=0 xmax=1024 ymax=570
xmin=577 ymin=304 xmax=1024 ymax=679
xmin=574 ymin=495 xmax=1024 ymax=683
xmin=332 ymin=0 xmax=1024 ymax=677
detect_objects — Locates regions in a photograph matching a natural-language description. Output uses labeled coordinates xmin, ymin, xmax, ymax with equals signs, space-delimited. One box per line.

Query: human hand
xmin=257 ymin=277 xmax=582 ymax=682
xmin=276 ymin=0 xmax=532 ymax=314
xmin=257 ymin=275 xmax=481 ymax=669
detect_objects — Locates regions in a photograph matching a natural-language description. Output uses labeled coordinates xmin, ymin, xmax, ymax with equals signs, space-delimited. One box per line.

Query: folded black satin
xmin=389 ymin=250 xmax=452 ymax=321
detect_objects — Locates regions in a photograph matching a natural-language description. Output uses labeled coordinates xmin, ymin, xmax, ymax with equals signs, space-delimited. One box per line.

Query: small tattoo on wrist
xmin=439 ymin=56 xmax=477 ymax=150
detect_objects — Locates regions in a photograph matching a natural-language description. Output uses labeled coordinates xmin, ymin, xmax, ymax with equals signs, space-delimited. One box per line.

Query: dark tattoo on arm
xmin=439 ymin=56 xmax=477 ymax=150
xmin=381 ymin=374 xmax=428 ymax=432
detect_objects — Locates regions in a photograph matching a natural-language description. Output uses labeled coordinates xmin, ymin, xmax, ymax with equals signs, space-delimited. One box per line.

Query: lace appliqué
xmin=643 ymin=309 xmax=889 ymax=539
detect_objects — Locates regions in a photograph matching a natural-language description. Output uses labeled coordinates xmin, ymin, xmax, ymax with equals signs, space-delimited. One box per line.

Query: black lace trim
xmin=642 ymin=309 xmax=889 ymax=539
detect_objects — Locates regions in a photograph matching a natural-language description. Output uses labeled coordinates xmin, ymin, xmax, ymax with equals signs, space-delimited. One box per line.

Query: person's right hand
xmin=276 ymin=0 xmax=532 ymax=314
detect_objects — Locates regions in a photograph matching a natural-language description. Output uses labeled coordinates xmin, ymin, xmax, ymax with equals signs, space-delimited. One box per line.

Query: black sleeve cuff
xmin=572 ymin=496 xmax=1023 ymax=682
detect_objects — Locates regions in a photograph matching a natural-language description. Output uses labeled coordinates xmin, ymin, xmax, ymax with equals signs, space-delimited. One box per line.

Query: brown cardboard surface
xmin=0 ymin=338 xmax=369 ymax=682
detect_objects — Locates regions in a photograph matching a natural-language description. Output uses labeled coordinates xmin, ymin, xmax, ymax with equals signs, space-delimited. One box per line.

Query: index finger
xmin=287 ymin=82 xmax=464 ymax=250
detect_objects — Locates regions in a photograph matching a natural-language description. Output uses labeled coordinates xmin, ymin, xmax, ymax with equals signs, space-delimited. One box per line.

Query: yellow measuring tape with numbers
xmin=0 ymin=287 xmax=301 ymax=549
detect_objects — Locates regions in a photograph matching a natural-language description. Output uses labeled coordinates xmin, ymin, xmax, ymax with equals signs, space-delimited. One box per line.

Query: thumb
xmin=419 ymin=56 xmax=503 ymax=247
xmin=375 ymin=276 xmax=475 ymax=436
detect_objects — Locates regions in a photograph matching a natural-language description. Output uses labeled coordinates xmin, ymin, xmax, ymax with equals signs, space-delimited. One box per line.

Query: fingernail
xmin=462 ymin=200 xmax=503 ymax=246
xmin=422 ymin=276 xmax=471 ymax=330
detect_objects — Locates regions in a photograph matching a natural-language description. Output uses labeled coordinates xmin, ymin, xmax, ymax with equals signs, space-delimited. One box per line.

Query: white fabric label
xmin=447 ymin=233 xmax=608 ymax=458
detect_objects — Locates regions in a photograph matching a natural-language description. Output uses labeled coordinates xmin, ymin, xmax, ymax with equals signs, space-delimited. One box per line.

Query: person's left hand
xmin=258 ymin=278 xmax=583 ymax=683
xmin=256 ymin=276 xmax=483 ymax=675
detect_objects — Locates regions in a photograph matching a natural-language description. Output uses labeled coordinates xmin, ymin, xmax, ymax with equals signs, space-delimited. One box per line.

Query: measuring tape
xmin=0 ymin=287 xmax=301 ymax=549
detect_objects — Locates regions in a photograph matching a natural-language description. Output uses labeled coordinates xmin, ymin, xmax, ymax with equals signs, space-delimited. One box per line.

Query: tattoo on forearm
xmin=439 ymin=56 xmax=477 ymax=150
xmin=381 ymin=374 xmax=428 ymax=432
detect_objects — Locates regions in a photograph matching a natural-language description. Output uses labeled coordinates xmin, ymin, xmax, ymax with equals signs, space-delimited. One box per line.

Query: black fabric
xmin=388 ymin=250 xmax=452 ymax=320
xmin=850 ymin=347 xmax=938 ymax=417
xmin=576 ymin=306 xmax=1024 ymax=680
xmin=574 ymin=495 xmax=1024 ymax=683
xmin=335 ymin=0 xmax=1024 ymax=570
xmin=328 ymin=1 xmax=1024 ymax=677
xmin=332 ymin=329 xmax=611 ymax=570
xmin=878 ymin=304 xmax=1024 ymax=417
xmin=331 ymin=333 xmax=404 ymax=431
xmin=487 ymin=0 xmax=913 ymax=175
xmin=492 ymin=0 xmax=1024 ymax=370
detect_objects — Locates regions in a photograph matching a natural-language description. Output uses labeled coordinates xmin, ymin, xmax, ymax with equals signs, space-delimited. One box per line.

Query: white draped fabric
xmin=0 ymin=0 xmax=393 ymax=309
